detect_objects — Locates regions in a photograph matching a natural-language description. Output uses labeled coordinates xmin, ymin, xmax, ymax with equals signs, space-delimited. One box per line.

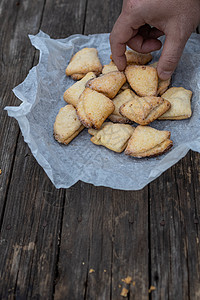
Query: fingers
xmin=138 ymin=25 xmax=164 ymax=39
xmin=110 ymin=14 xmax=142 ymax=70
xmin=110 ymin=15 xmax=164 ymax=70
xmin=157 ymin=30 xmax=189 ymax=80
xmin=127 ymin=34 xmax=162 ymax=53
xmin=127 ymin=25 xmax=163 ymax=53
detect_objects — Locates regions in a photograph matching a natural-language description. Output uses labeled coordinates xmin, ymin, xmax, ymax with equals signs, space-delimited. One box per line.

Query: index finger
xmin=109 ymin=14 xmax=139 ymax=70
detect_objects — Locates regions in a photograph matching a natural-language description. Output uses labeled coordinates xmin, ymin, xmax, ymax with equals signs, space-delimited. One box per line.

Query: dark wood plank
xmin=149 ymin=152 xmax=200 ymax=299
xmin=0 ymin=134 xmax=65 ymax=299
xmin=110 ymin=189 xmax=149 ymax=300
xmin=1 ymin=0 xmax=200 ymax=299
xmin=84 ymin=0 xmax=123 ymax=34
xmin=41 ymin=0 xmax=87 ymax=37
xmin=0 ymin=0 xmax=46 ymax=226
xmin=54 ymin=184 xmax=113 ymax=299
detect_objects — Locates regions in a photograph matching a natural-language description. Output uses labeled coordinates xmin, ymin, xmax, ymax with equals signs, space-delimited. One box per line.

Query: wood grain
xmin=0 ymin=0 xmax=46 ymax=227
xmin=149 ymin=152 xmax=200 ymax=299
xmin=0 ymin=0 xmax=200 ymax=299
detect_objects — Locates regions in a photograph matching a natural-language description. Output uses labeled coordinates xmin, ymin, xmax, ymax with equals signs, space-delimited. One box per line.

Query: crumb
xmin=0 ymin=169 xmax=2 ymax=175
xmin=82 ymin=262 xmax=85 ymax=265
xmin=121 ymin=276 xmax=132 ymax=284
xmin=149 ymin=286 xmax=156 ymax=293
xmin=119 ymin=284 xmax=122 ymax=288
xmin=89 ymin=268 xmax=95 ymax=273
xmin=120 ymin=287 xmax=129 ymax=297
xmin=104 ymin=269 xmax=107 ymax=272
xmin=132 ymin=281 xmax=136 ymax=286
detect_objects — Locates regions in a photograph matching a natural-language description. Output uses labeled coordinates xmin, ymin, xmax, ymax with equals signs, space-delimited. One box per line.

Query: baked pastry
xmin=86 ymin=71 xmax=126 ymax=99
xmin=63 ymin=72 xmax=96 ymax=107
xmin=54 ymin=105 xmax=84 ymax=145
xmin=65 ymin=48 xmax=102 ymax=80
xmin=89 ymin=122 xmax=135 ymax=152
xmin=102 ymin=61 xmax=119 ymax=74
xmin=125 ymin=65 xmax=158 ymax=96
xmin=125 ymin=125 xmax=173 ymax=157
xmin=120 ymin=95 xmax=171 ymax=125
xmin=76 ymin=94 xmax=92 ymax=128
xmin=158 ymin=87 xmax=192 ymax=120
xmin=109 ymin=89 xmax=137 ymax=123
xmin=111 ymin=50 xmax=152 ymax=65
xmin=76 ymin=88 xmax=114 ymax=129
xmin=150 ymin=61 xmax=171 ymax=95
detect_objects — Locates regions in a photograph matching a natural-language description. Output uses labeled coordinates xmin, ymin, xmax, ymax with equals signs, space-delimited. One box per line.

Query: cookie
xmin=76 ymin=88 xmax=114 ymax=129
xmin=102 ymin=61 xmax=119 ymax=74
xmin=120 ymin=96 xmax=171 ymax=125
xmin=125 ymin=125 xmax=173 ymax=157
xmin=89 ymin=122 xmax=135 ymax=152
xmin=158 ymin=87 xmax=192 ymax=120
xmin=111 ymin=50 xmax=152 ymax=65
xmin=149 ymin=61 xmax=171 ymax=95
xmin=125 ymin=65 xmax=158 ymax=96
xmin=109 ymin=89 xmax=137 ymax=123
xmin=65 ymin=48 xmax=102 ymax=79
xmin=54 ymin=105 xmax=84 ymax=145
xmin=86 ymin=71 xmax=126 ymax=99
xmin=63 ymin=72 xmax=96 ymax=107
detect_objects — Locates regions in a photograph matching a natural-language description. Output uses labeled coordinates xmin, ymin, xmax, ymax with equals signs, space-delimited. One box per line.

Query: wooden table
xmin=1 ymin=0 xmax=200 ymax=299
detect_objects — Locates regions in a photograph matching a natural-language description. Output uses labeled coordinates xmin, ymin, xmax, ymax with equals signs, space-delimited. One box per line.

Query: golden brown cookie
xmin=65 ymin=48 xmax=102 ymax=79
xmin=158 ymin=87 xmax=192 ymax=120
xmin=120 ymin=96 xmax=171 ymax=125
xmin=76 ymin=95 xmax=93 ymax=128
xmin=76 ymin=88 xmax=114 ymax=129
xmin=125 ymin=65 xmax=158 ymax=96
xmin=88 ymin=122 xmax=111 ymax=136
xmin=111 ymin=50 xmax=152 ymax=65
xmin=102 ymin=61 xmax=119 ymax=74
xmin=63 ymin=72 xmax=96 ymax=107
xmin=71 ymin=73 xmax=86 ymax=80
xmin=54 ymin=105 xmax=84 ymax=145
xmin=109 ymin=89 xmax=137 ymax=123
xmin=89 ymin=122 xmax=135 ymax=152
xmin=86 ymin=71 xmax=126 ymax=99
xmin=125 ymin=125 xmax=173 ymax=158
xmin=149 ymin=61 xmax=171 ymax=95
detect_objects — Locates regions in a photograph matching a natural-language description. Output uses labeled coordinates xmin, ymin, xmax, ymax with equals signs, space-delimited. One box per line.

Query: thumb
xmin=157 ymin=31 xmax=189 ymax=80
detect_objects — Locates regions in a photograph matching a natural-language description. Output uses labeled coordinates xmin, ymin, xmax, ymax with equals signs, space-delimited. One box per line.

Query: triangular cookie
xmin=111 ymin=50 xmax=152 ymax=65
xmin=125 ymin=50 xmax=152 ymax=65
xmin=63 ymin=72 xmax=96 ymax=107
xmin=125 ymin=65 xmax=158 ymax=96
xmin=65 ymin=48 xmax=102 ymax=79
xmin=54 ymin=105 xmax=84 ymax=145
xmin=89 ymin=122 xmax=135 ymax=152
xmin=86 ymin=71 xmax=126 ymax=99
xmin=125 ymin=125 xmax=173 ymax=157
xmin=158 ymin=87 xmax=192 ymax=120
xmin=109 ymin=89 xmax=137 ymax=123
xmin=102 ymin=61 xmax=119 ymax=74
xmin=76 ymin=96 xmax=93 ymax=128
xmin=149 ymin=61 xmax=171 ymax=95
xmin=120 ymin=96 xmax=171 ymax=125
xmin=76 ymin=88 xmax=114 ymax=129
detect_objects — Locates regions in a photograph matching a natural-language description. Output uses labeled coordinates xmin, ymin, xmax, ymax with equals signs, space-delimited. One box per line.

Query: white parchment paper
xmin=5 ymin=31 xmax=200 ymax=190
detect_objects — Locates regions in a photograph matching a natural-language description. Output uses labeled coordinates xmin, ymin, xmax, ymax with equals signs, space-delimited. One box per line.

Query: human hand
xmin=110 ymin=0 xmax=200 ymax=80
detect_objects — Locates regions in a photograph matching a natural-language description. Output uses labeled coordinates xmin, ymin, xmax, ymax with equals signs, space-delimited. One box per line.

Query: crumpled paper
xmin=5 ymin=31 xmax=200 ymax=190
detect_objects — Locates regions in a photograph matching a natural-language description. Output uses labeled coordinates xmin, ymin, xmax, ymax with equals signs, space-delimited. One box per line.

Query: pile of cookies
xmin=54 ymin=47 xmax=192 ymax=158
